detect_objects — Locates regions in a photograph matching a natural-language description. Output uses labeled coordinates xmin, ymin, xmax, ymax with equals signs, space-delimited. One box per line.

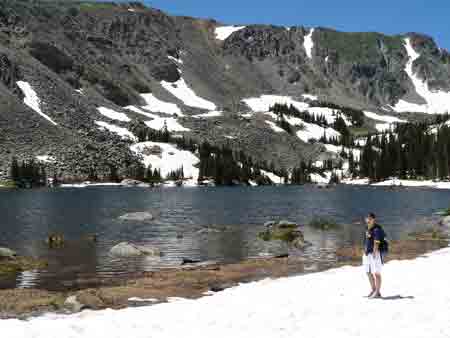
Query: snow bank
xmin=265 ymin=120 xmax=285 ymax=133
xmin=130 ymin=142 xmax=199 ymax=181
xmin=145 ymin=118 xmax=190 ymax=132
xmin=192 ymin=111 xmax=223 ymax=118
xmin=95 ymin=121 xmax=137 ymax=141
xmin=16 ymin=81 xmax=58 ymax=126
xmin=8 ymin=246 xmax=450 ymax=338
xmin=140 ymin=93 xmax=184 ymax=116
xmin=215 ymin=26 xmax=246 ymax=40
xmin=393 ymin=38 xmax=450 ymax=114
xmin=261 ymin=169 xmax=282 ymax=184
xmin=343 ymin=177 xmax=450 ymax=189
xmin=97 ymin=107 xmax=131 ymax=122
xmin=161 ymin=78 xmax=217 ymax=111
xmin=243 ymin=95 xmax=309 ymax=113
xmin=304 ymin=28 xmax=315 ymax=59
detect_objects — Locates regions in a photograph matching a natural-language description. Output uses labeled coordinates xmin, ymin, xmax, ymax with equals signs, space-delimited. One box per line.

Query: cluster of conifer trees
xmin=9 ymin=157 xmax=49 ymax=188
xmin=359 ymin=122 xmax=450 ymax=181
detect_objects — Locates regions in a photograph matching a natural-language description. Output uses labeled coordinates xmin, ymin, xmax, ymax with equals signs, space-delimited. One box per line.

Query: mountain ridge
xmin=0 ymin=0 xmax=449 ymax=182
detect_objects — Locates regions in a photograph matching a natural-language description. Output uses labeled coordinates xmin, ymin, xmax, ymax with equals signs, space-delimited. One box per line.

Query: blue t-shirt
xmin=364 ymin=225 xmax=384 ymax=255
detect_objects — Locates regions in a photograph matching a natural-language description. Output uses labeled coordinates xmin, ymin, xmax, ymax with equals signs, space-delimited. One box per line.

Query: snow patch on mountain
xmin=140 ymin=93 xmax=184 ymax=116
xmin=265 ymin=120 xmax=285 ymax=133
xmin=161 ymin=78 xmax=217 ymax=111
xmin=36 ymin=155 xmax=56 ymax=163
xmin=192 ymin=111 xmax=223 ymax=118
xmin=302 ymin=93 xmax=318 ymax=101
xmin=364 ymin=111 xmax=406 ymax=124
xmin=324 ymin=144 xmax=361 ymax=160
xmin=304 ymin=28 xmax=315 ymax=59
xmin=296 ymin=122 xmax=340 ymax=143
xmin=243 ymin=95 xmax=309 ymax=113
xmin=124 ymin=106 xmax=159 ymax=120
xmin=307 ymin=107 xmax=352 ymax=126
xmin=16 ymin=81 xmax=58 ymax=126
xmin=131 ymin=142 xmax=199 ymax=181
xmin=393 ymin=38 xmax=450 ymax=114
xmin=145 ymin=118 xmax=190 ymax=132
xmin=95 ymin=121 xmax=137 ymax=141
xmin=97 ymin=107 xmax=131 ymax=122
xmin=215 ymin=26 xmax=246 ymax=40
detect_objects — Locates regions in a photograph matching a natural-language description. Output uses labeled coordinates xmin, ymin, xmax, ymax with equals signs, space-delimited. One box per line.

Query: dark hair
xmin=368 ymin=212 xmax=376 ymax=219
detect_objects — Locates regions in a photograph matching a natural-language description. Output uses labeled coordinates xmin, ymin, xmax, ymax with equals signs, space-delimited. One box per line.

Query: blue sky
xmin=131 ymin=0 xmax=449 ymax=50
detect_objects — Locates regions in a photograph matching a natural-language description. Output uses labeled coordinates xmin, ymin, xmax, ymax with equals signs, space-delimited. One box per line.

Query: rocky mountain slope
xmin=1 ymin=0 xmax=449 ymax=181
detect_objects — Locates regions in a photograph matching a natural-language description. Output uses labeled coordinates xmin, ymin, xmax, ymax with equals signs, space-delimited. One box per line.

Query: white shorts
xmin=363 ymin=253 xmax=383 ymax=274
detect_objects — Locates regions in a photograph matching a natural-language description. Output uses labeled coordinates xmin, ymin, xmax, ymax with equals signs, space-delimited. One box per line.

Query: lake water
xmin=0 ymin=185 xmax=448 ymax=290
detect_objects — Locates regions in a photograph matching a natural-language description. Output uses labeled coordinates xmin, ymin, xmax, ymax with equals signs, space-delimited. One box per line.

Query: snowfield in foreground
xmin=3 ymin=247 xmax=450 ymax=338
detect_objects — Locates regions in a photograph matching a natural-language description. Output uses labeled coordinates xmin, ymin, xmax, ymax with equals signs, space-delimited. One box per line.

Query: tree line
xmin=358 ymin=121 xmax=450 ymax=181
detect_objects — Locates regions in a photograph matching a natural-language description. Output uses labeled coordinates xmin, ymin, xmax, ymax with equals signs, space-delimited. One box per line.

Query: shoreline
xmin=1 ymin=238 xmax=447 ymax=320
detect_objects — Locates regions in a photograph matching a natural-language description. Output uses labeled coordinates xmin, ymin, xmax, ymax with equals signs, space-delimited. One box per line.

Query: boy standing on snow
xmin=363 ymin=213 xmax=386 ymax=299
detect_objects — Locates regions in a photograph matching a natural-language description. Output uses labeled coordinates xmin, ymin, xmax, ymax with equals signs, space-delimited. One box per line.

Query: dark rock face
xmin=0 ymin=1 xmax=449 ymax=179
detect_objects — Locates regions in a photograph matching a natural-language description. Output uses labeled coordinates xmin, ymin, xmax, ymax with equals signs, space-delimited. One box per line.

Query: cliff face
xmin=0 ymin=1 xmax=449 ymax=178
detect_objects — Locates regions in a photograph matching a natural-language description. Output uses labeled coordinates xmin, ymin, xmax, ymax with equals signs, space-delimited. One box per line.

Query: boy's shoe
xmin=366 ymin=290 xmax=376 ymax=298
xmin=369 ymin=292 xmax=382 ymax=299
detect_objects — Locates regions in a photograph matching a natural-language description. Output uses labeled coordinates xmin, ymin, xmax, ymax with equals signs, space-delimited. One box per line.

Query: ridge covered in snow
xmin=393 ymin=38 xmax=450 ymax=114
xmin=16 ymin=81 xmax=58 ymax=126
xmin=4 ymin=247 xmax=450 ymax=338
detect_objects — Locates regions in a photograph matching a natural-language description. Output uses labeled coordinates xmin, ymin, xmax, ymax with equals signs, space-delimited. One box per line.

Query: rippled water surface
xmin=0 ymin=185 xmax=448 ymax=290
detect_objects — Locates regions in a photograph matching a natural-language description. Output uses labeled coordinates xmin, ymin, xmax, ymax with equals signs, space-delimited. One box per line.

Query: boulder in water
xmin=118 ymin=212 xmax=153 ymax=222
xmin=110 ymin=242 xmax=161 ymax=257
xmin=0 ymin=247 xmax=16 ymax=258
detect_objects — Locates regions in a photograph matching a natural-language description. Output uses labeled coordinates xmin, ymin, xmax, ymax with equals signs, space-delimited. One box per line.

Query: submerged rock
xmin=118 ymin=212 xmax=153 ymax=222
xmin=0 ymin=247 xmax=16 ymax=258
xmin=110 ymin=242 xmax=161 ymax=257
